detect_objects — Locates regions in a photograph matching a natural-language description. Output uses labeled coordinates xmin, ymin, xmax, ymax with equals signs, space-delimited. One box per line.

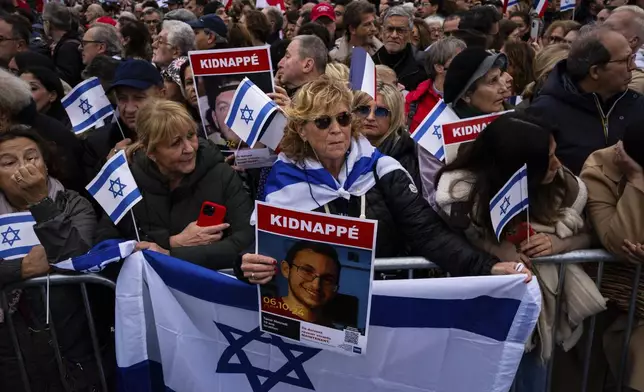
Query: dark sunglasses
xmin=354 ymin=105 xmax=391 ymax=118
xmin=310 ymin=112 xmax=352 ymax=129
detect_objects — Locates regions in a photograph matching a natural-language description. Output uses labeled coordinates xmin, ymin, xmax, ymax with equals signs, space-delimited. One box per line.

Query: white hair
xmin=0 ymin=68 xmax=33 ymax=116
xmin=162 ymin=20 xmax=196 ymax=55
xmin=424 ymin=15 xmax=444 ymax=27
xmin=383 ymin=5 xmax=414 ymax=30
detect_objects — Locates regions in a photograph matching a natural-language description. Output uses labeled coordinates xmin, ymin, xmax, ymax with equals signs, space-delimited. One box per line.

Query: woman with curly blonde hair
xmin=239 ymin=76 xmax=532 ymax=284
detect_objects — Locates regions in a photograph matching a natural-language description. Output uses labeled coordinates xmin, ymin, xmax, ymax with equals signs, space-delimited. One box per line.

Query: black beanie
xmin=443 ymin=48 xmax=492 ymax=105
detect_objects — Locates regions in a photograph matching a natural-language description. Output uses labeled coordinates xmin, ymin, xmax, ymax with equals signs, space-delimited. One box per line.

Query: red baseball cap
xmin=95 ymin=16 xmax=117 ymax=26
xmin=311 ymin=3 xmax=335 ymax=22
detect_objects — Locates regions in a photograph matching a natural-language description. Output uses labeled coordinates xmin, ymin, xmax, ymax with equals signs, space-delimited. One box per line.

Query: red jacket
xmin=405 ymin=79 xmax=442 ymax=133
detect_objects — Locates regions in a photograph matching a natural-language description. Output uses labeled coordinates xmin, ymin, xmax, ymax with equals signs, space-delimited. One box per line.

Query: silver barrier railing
xmin=0 ymin=273 xmax=116 ymax=392
xmin=1 ymin=250 xmax=638 ymax=392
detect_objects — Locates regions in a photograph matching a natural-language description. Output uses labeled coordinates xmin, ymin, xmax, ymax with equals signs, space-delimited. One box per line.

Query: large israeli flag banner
xmin=490 ymin=164 xmax=529 ymax=241
xmin=0 ymin=212 xmax=39 ymax=260
xmin=116 ymin=249 xmax=541 ymax=392
xmin=61 ymin=77 xmax=114 ymax=135
xmin=86 ymin=150 xmax=142 ymax=224
xmin=411 ymin=100 xmax=459 ymax=161
xmin=225 ymin=78 xmax=284 ymax=149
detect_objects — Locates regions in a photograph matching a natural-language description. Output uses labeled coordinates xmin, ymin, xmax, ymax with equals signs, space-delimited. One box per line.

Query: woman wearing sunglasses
xmin=238 ymin=76 xmax=532 ymax=284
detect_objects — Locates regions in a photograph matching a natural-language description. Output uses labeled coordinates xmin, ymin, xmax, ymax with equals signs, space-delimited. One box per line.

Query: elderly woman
xmin=152 ymin=20 xmax=196 ymax=70
xmin=443 ymin=47 xmax=511 ymax=119
xmin=19 ymin=67 xmax=71 ymax=128
xmin=0 ymin=69 xmax=85 ymax=193
xmin=96 ymin=100 xmax=255 ymax=270
xmin=0 ymin=126 xmax=110 ymax=391
xmin=239 ymin=76 xmax=531 ymax=284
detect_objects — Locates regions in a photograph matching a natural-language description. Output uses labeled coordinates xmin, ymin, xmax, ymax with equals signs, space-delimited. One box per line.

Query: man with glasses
xmin=416 ymin=0 xmax=441 ymax=18
xmin=527 ymin=27 xmax=644 ymax=175
xmin=373 ymin=6 xmax=427 ymax=91
xmin=143 ymin=8 xmax=163 ymax=39
xmin=603 ymin=6 xmax=644 ymax=94
xmin=330 ymin=0 xmax=381 ymax=63
xmin=80 ymin=23 xmax=122 ymax=65
xmin=266 ymin=240 xmax=341 ymax=326
xmin=0 ymin=14 xmax=29 ymax=68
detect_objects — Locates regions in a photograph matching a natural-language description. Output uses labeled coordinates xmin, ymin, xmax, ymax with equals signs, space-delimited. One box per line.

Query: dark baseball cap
xmin=109 ymin=59 xmax=163 ymax=92
xmin=188 ymin=14 xmax=228 ymax=38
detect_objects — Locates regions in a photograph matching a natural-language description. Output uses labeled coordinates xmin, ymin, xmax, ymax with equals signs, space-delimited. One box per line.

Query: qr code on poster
xmin=344 ymin=329 xmax=359 ymax=345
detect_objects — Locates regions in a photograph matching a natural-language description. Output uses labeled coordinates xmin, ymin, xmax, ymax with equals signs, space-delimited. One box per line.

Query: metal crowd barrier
xmin=0 ymin=274 xmax=116 ymax=392
xmin=1 ymin=250 xmax=639 ymax=392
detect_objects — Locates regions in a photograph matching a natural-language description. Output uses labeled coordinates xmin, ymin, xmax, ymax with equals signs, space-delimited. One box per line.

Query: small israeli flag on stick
xmin=224 ymin=78 xmax=284 ymax=149
xmin=412 ymin=99 xmax=459 ymax=161
xmin=0 ymin=212 xmax=40 ymax=260
xmin=62 ymin=77 xmax=114 ymax=135
xmin=489 ymin=164 xmax=529 ymax=241
xmin=349 ymin=47 xmax=376 ymax=99
xmin=86 ymin=150 xmax=142 ymax=225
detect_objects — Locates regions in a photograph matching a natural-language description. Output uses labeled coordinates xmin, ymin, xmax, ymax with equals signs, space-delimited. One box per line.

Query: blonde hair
xmin=544 ymin=20 xmax=581 ymax=41
xmin=375 ymin=64 xmax=397 ymax=84
xmin=522 ymin=43 xmax=570 ymax=100
xmin=325 ymin=62 xmax=350 ymax=82
xmin=374 ymin=82 xmax=406 ymax=146
xmin=281 ymin=76 xmax=361 ymax=163
xmin=134 ymin=99 xmax=197 ymax=153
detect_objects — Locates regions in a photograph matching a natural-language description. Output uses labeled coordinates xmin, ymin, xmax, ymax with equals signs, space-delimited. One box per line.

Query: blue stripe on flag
xmin=490 ymin=169 xmax=527 ymax=208
xmin=87 ymin=154 xmax=127 ymax=196
xmin=71 ymin=240 xmax=124 ymax=271
xmin=371 ymin=295 xmax=520 ymax=342
xmin=263 ymin=160 xmax=339 ymax=198
xmin=246 ymin=101 xmax=274 ymax=146
xmin=344 ymin=154 xmax=380 ymax=190
xmin=73 ymin=105 xmax=114 ymax=134
xmin=117 ymin=359 xmax=171 ymax=392
xmin=413 ymin=103 xmax=446 ymax=143
xmin=225 ymin=80 xmax=252 ymax=129
xmin=0 ymin=245 xmax=36 ymax=260
xmin=435 ymin=146 xmax=444 ymax=160
xmin=62 ymin=77 xmax=101 ymax=107
xmin=495 ymin=198 xmax=529 ymax=238
xmin=109 ymin=188 xmax=142 ymax=222
xmin=349 ymin=49 xmax=367 ymax=91
xmin=0 ymin=214 xmax=34 ymax=226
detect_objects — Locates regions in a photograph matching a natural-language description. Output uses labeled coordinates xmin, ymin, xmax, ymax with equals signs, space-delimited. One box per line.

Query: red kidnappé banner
xmin=189 ymin=47 xmax=272 ymax=76
xmin=441 ymin=110 xmax=513 ymax=164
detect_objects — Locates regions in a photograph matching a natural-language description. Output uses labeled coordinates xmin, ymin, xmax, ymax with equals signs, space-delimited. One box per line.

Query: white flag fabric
xmin=86 ymin=150 xmax=142 ymax=224
xmin=225 ymin=78 xmax=285 ymax=149
xmin=61 ymin=77 xmax=114 ymax=135
xmin=349 ymin=47 xmax=376 ymax=99
xmin=560 ymin=0 xmax=574 ymax=11
xmin=411 ymin=100 xmax=459 ymax=161
xmin=0 ymin=212 xmax=40 ymax=260
xmin=116 ymin=249 xmax=541 ymax=392
xmin=490 ymin=164 xmax=529 ymax=241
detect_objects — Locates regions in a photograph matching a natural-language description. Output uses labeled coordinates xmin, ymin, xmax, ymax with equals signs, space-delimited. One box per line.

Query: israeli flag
xmin=61 ymin=77 xmax=114 ymax=135
xmin=86 ymin=150 xmax=142 ymax=225
xmin=559 ymin=0 xmax=574 ymax=12
xmin=115 ymin=249 xmax=541 ymax=392
xmin=411 ymin=100 xmax=459 ymax=161
xmin=53 ymin=239 xmax=136 ymax=272
xmin=490 ymin=164 xmax=529 ymax=241
xmin=506 ymin=0 xmax=519 ymax=8
xmin=349 ymin=47 xmax=376 ymax=99
xmin=225 ymin=78 xmax=283 ymax=149
xmin=0 ymin=212 xmax=39 ymax=260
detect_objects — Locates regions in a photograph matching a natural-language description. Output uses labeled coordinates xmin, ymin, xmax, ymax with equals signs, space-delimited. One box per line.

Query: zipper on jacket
xmin=592 ymin=91 xmax=627 ymax=145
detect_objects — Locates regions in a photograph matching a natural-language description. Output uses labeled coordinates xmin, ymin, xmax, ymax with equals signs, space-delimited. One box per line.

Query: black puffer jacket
xmin=96 ymin=140 xmax=255 ymax=270
xmin=378 ymin=129 xmax=421 ymax=189
xmin=52 ymin=32 xmax=83 ymax=87
xmin=373 ymin=44 xmax=427 ymax=92
xmin=526 ymin=60 xmax=644 ymax=175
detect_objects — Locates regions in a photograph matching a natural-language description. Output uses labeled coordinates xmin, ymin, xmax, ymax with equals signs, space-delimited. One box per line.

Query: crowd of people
xmin=0 ymin=0 xmax=643 ymax=389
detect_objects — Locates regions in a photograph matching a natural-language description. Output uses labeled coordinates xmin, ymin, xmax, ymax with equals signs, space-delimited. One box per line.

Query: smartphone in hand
xmin=197 ymin=201 xmax=227 ymax=227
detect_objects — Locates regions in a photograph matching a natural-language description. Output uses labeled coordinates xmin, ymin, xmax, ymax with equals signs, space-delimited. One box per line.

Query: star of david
xmin=108 ymin=177 xmax=127 ymax=198
xmin=79 ymin=98 xmax=93 ymax=115
xmin=1 ymin=226 xmax=21 ymax=247
xmin=432 ymin=125 xmax=442 ymax=140
xmin=215 ymin=322 xmax=321 ymax=392
xmin=500 ymin=196 xmax=511 ymax=215
xmin=240 ymin=105 xmax=254 ymax=125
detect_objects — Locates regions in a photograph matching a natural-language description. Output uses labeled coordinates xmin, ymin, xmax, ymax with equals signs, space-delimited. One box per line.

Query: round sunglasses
xmin=354 ymin=105 xmax=391 ymax=118
xmin=310 ymin=112 xmax=352 ymax=130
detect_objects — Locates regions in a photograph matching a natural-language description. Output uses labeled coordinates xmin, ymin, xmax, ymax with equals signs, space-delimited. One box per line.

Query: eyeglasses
xmin=309 ymin=112 xmax=352 ymax=130
xmin=291 ymin=264 xmax=338 ymax=291
xmin=144 ymin=19 xmax=161 ymax=25
xmin=384 ymin=25 xmax=410 ymax=35
xmin=0 ymin=36 xmax=18 ymax=43
xmin=607 ymin=53 xmax=636 ymax=67
xmin=548 ymin=35 xmax=572 ymax=45
xmin=354 ymin=105 xmax=391 ymax=118
xmin=80 ymin=40 xmax=103 ymax=47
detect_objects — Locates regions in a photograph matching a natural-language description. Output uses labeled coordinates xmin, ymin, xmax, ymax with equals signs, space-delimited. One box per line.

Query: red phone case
xmin=197 ymin=202 xmax=227 ymax=227
xmin=506 ymin=222 xmax=536 ymax=246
